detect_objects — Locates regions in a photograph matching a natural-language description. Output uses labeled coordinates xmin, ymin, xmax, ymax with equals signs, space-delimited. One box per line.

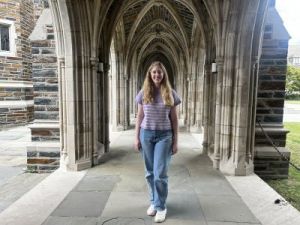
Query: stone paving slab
xmin=101 ymin=192 xmax=149 ymax=218
xmin=198 ymin=195 xmax=260 ymax=224
xmin=112 ymin=175 xmax=148 ymax=192
xmin=167 ymin=192 xmax=205 ymax=221
xmin=168 ymin=174 xmax=194 ymax=193
xmin=0 ymin=169 xmax=86 ymax=225
xmin=0 ymin=173 xmax=48 ymax=213
xmin=0 ymin=166 xmax=24 ymax=187
xmin=190 ymin=176 xmax=237 ymax=196
xmin=161 ymin=219 xmax=207 ymax=225
xmin=207 ymin=222 xmax=261 ymax=225
xmin=43 ymin=216 xmax=98 ymax=225
xmin=52 ymin=191 xmax=111 ymax=217
xmin=75 ymin=175 xmax=120 ymax=192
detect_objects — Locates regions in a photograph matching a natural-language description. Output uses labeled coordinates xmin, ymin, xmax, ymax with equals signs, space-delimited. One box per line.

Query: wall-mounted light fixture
xmin=99 ymin=62 xmax=104 ymax=72
xmin=211 ymin=62 xmax=217 ymax=73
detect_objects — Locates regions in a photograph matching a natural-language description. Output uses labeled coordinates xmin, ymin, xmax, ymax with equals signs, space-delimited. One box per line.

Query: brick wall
xmin=0 ymin=0 xmax=34 ymax=128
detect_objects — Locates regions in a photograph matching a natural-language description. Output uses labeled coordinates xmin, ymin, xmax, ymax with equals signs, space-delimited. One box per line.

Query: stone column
xmin=90 ymin=57 xmax=104 ymax=165
xmin=58 ymin=57 xmax=67 ymax=169
xmin=213 ymin=58 xmax=223 ymax=169
xmin=189 ymin=73 xmax=196 ymax=131
xmin=185 ymin=75 xmax=191 ymax=130
xmin=190 ymin=73 xmax=203 ymax=133
xmin=104 ymin=63 xmax=110 ymax=153
xmin=202 ymin=64 xmax=211 ymax=154
xmin=123 ymin=74 xmax=129 ymax=129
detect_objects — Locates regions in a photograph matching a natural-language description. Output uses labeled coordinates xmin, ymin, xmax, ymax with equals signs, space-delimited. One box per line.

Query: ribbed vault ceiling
xmin=118 ymin=0 xmax=202 ymax=70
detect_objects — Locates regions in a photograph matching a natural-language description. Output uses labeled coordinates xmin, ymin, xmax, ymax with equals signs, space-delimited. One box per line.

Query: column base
xmin=71 ymin=159 xmax=92 ymax=171
xmin=219 ymin=158 xmax=254 ymax=176
xmin=93 ymin=142 xmax=105 ymax=165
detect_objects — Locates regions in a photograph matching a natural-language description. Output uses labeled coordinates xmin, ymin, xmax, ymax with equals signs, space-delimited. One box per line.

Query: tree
xmin=286 ymin=65 xmax=300 ymax=99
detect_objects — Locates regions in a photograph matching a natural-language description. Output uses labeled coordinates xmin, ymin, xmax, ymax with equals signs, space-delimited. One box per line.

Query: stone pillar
xmin=213 ymin=58 xmax=223 ymax=169
xmin=104 ymin=63 xmax=110 ymax=153
xmin=202 ymin=64 xmax=211 ymax=154
xmin=185 ymin=74 xmax=191 ymax=130
xmin=123 ymin=74 xmax=130 ymax=129
xmin=189 ymin=73 xmax=197 ymax=132
xmin=90 ymin=57 xmax=104 ymax=165
xmin=27 ymin=8 xmax=61 ymax=173
xmin=190 ymin=72 xmax=203 ymax=134
xmin=58 ymin=57 xmax=67 ymax=169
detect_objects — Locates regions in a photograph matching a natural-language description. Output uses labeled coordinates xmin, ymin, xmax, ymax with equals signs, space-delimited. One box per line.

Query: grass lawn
xmin=285 ymin=100 xmax=300 ymax=104
xmin=266 ymin=122 xmax=300 ymax=211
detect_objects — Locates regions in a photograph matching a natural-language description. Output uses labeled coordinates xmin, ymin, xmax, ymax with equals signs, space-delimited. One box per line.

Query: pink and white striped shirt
xmin=135 ymin=89 xmax=181 ymax=130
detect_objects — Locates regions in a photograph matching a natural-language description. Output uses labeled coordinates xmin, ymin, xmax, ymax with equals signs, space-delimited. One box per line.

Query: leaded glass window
xmin=0 ymin=25 xmax=10 ymax=51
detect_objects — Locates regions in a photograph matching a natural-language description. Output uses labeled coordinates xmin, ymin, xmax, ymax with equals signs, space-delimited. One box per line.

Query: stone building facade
xmin=0 ymin=0 xmax=34 ymax=128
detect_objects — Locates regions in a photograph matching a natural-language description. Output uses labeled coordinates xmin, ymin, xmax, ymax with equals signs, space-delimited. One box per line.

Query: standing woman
xmin=135 ymin=61 xmax=181 ymax=223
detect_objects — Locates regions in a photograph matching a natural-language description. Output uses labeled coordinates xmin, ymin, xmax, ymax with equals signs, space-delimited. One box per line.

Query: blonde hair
xmin=142 ymin=61 xmax=174 ymax=106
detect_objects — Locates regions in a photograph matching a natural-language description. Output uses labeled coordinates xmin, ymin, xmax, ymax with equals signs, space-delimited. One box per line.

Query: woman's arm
xmin=135 ymin=104 xmax=144 ymax=151
xmin=170 ymin=106 xmax=178 ymax=155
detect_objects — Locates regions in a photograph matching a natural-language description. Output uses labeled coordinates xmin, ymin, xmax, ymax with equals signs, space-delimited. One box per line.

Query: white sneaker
xmin=147 ymin=205 xmax=156 ymax=216
xmin=154 ymin=208 xmax=167 ymax=223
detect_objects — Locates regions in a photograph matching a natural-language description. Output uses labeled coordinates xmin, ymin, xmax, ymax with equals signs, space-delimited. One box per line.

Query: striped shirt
xmin=135 ymin=89 xmax=181 ymax=130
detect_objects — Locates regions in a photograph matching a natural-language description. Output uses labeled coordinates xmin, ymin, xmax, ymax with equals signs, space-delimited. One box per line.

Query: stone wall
xmin=0 ymin=0 xmax=34 ymax=128
xmin=27 ymin=121 xmax=60 ymax=172
xmin=27 ymin=7 xmax=60 ymax=173
xmin=254 ymin=5 xmax=290 ymax=179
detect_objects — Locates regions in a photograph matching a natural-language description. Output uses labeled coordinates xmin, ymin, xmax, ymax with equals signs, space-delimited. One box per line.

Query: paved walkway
xmin=0 ymin=126 xmax=49 ymax=214
xmin=1 ymin=117 xmax=300 ymax=224
xmin=0 ymin=129 xmax=262 ymax=225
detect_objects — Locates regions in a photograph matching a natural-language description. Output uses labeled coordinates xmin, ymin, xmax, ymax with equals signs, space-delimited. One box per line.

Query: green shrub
xmin=286 ymin=65 xmax=300 ymax=99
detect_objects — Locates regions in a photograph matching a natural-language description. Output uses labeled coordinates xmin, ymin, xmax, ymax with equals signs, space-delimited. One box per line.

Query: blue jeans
xmin=140 ymin=128 xmax=173 ymax=211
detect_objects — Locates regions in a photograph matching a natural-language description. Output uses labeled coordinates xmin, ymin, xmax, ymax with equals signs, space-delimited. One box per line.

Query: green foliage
xmin=286 ymin=65 xmax=300 ymax=99
xmin=266 ymin=122 xmax=300 ymax=211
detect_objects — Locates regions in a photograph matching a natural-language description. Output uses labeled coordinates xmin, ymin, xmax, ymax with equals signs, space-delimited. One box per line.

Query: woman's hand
xmin=170 ymin=106 xmax=178 ymax=155
xmin=134 ymin=138 xmax=141 ymax=151
xmin=172 ymin=140 xmax=178 ymax=155
xmin=135 ymin=104 xmax=144 ymax=152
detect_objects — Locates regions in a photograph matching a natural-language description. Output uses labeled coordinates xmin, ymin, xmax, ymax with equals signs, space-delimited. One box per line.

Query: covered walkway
xmin=1 ymin=127 xmax=300 ymax=225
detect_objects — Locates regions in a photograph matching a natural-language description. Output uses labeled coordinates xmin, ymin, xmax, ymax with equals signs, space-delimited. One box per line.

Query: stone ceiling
xmin=119 ymin=0 xmax=199 ymax=66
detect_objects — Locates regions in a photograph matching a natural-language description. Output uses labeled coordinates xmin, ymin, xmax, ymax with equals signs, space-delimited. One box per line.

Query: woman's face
xmin=150 ymin=65 xmax=164 ymax=86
